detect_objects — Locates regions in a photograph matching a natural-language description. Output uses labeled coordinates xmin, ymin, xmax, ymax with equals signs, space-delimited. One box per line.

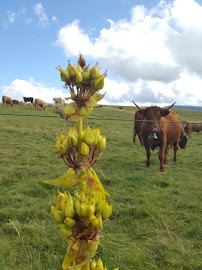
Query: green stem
xmin=77 ymin=118 xmax=83 ymax=162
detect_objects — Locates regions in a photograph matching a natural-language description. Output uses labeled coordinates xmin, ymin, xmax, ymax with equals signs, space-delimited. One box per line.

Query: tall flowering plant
xmin=44 ymin=54 xmax=118 ymax=270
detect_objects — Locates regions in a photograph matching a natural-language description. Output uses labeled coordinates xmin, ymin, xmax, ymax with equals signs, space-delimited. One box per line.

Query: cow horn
xmin=166 ymin=102 xmax=176 ymax=110
xmin=132 ymin=101 xmax=141 ymax=110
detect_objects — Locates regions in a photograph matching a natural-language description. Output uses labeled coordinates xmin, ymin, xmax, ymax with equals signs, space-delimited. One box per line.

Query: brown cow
xmin=183 ymin=121 xmax=202 ymax=138
xmin=136 ymin=104 xmax=184 ymax=172
xmin=34 ymin=98 xmax=46 ymax=110
xmin=2 ymin=96 xmax=13 ymax=107
xmin=133 ymin=101 xmax=188 ymax=149
xmin=54 ymin=106 xmax=69 ymax=122
xmin=12 ymin=99 xmax=21 ymax=105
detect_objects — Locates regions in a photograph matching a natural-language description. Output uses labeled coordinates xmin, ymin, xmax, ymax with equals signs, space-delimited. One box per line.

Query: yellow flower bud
xmin=97 ymin=134 xmax=106 ymax=151
xmin=81 ymin=142 xmax=89 ymax=156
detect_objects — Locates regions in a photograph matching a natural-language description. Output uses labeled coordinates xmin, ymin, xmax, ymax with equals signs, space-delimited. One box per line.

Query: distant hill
xmin=172 ymin=105 xmax=202 ymax=111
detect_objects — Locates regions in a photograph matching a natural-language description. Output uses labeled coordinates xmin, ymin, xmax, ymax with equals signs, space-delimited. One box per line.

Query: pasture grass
xmin=0 ymin=103 xmax=202 ymax=270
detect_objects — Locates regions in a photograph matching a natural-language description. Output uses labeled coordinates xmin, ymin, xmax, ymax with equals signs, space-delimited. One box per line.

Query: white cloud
xmin=54 ymin=20 xmax=93 ymax=56
xmin=7 ymin=10 xmax=15 ymax=23
xmin=52 ymin=16 xmax=57 ymax=22
xmin=33 ymin=3 xmax=49 ymax=27
xmin=1 ymin=78 xmax=67 ymax=104
xmin=53 ymin=0 xmax=202 ymax=106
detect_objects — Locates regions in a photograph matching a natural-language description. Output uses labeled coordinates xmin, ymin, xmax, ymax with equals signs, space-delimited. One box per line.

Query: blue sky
xmin=1 ymin=0 xmax=202 ymax=106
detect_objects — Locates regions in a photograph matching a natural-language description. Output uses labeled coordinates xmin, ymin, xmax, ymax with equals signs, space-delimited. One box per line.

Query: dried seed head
xmin=78 ymin=53 xmax=86 ymax=68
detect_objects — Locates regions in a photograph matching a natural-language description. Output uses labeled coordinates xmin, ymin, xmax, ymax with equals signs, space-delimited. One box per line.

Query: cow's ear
xmin=139 ymin=109 xmax=147 ymax=117
xmin=160 ymin=109 xmax=169 ymax=117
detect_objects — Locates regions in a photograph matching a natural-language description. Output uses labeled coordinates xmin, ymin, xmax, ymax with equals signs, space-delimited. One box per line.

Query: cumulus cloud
xmin=54 ymin=0 xmax=202 ymax=106
xmin=33 ymin=3 xmax=49 ymax=27
xmin=1 ymin=78 xmax=67 ymax=104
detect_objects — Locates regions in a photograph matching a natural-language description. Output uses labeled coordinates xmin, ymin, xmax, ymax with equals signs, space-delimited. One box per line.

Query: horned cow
xmin=133 ymin=102 xmax=188 ymax=172
xmin=2 ymin=96 xmax=13 ymax=107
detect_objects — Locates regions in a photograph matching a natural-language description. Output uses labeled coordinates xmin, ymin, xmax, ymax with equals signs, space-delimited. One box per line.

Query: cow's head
xmin=139 ymin=106 xmax=170 ymax=138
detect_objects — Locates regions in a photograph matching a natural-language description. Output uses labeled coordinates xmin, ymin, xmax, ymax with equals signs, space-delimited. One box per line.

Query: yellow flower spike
xmin=95 ymin=257 xmax=104 ymax=270
xmin=97 ymin=134 xmax=106 ymax=151
xmin=91 ymin=259 xmax=97 ymax=270
xmin=56 ymin=67 xmax=70 ymax=82
xmin=81 ymin=142 xmax=90 ymax=156
xmin=59 ymin=224 xmax=72 ymax=238
xmin=64 ymin=217 xmax=76 ymax=228
xmin=65 ymin=102 xmax=76 ymax=115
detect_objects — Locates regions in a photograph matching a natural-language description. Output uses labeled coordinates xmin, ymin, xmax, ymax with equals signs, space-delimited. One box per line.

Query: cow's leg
xmin=173 ymin=140 xmax=179 ymax=162
xmin=164 ymin=145 xmax=169 ymax=164
xmin=159 ymin=141 xmax=166 ymax=172
xmin=144 ymin=144 xmax=151 ymax=167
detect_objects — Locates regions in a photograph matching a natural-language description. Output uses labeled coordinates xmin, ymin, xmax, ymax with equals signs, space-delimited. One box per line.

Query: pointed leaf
xmin=43 ymin=168 xmax=78 ymax=187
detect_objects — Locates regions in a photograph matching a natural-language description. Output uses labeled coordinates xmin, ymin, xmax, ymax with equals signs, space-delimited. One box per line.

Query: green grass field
xmin=0 ymin=104 xmax=201 ymax=270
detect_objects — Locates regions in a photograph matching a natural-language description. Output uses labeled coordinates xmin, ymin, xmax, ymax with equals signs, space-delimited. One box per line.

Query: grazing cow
xmin=183 ymin=121 xmax=202 ymax=138
xmin=2 ymin=96 xmax=13 ymax=107
xmin=23 ymin=97 xmax=34 ymax=103
xmin=34 ymin=98 xmax=46 ymax=110
xmin=134 ymin=103 xmax=186 ymax=172
xmin=54 ymin=106 xmax=69 ymax=122
xmin=12 ymin=99 xmax=21 ymax=105
xmin=53 ymin=97 xmax=65 ymax=104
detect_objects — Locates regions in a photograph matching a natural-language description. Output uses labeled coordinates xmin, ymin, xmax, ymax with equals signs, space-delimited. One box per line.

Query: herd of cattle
xmin=133 ymin=102 xmax=202 ymax=172
xmin=1 ymin=96 xmax=66 ymax=110
xmin=2 ymin=96 xmax=47 ymax=110
xmin=1 ymin=95 xmax=201 ymax=172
